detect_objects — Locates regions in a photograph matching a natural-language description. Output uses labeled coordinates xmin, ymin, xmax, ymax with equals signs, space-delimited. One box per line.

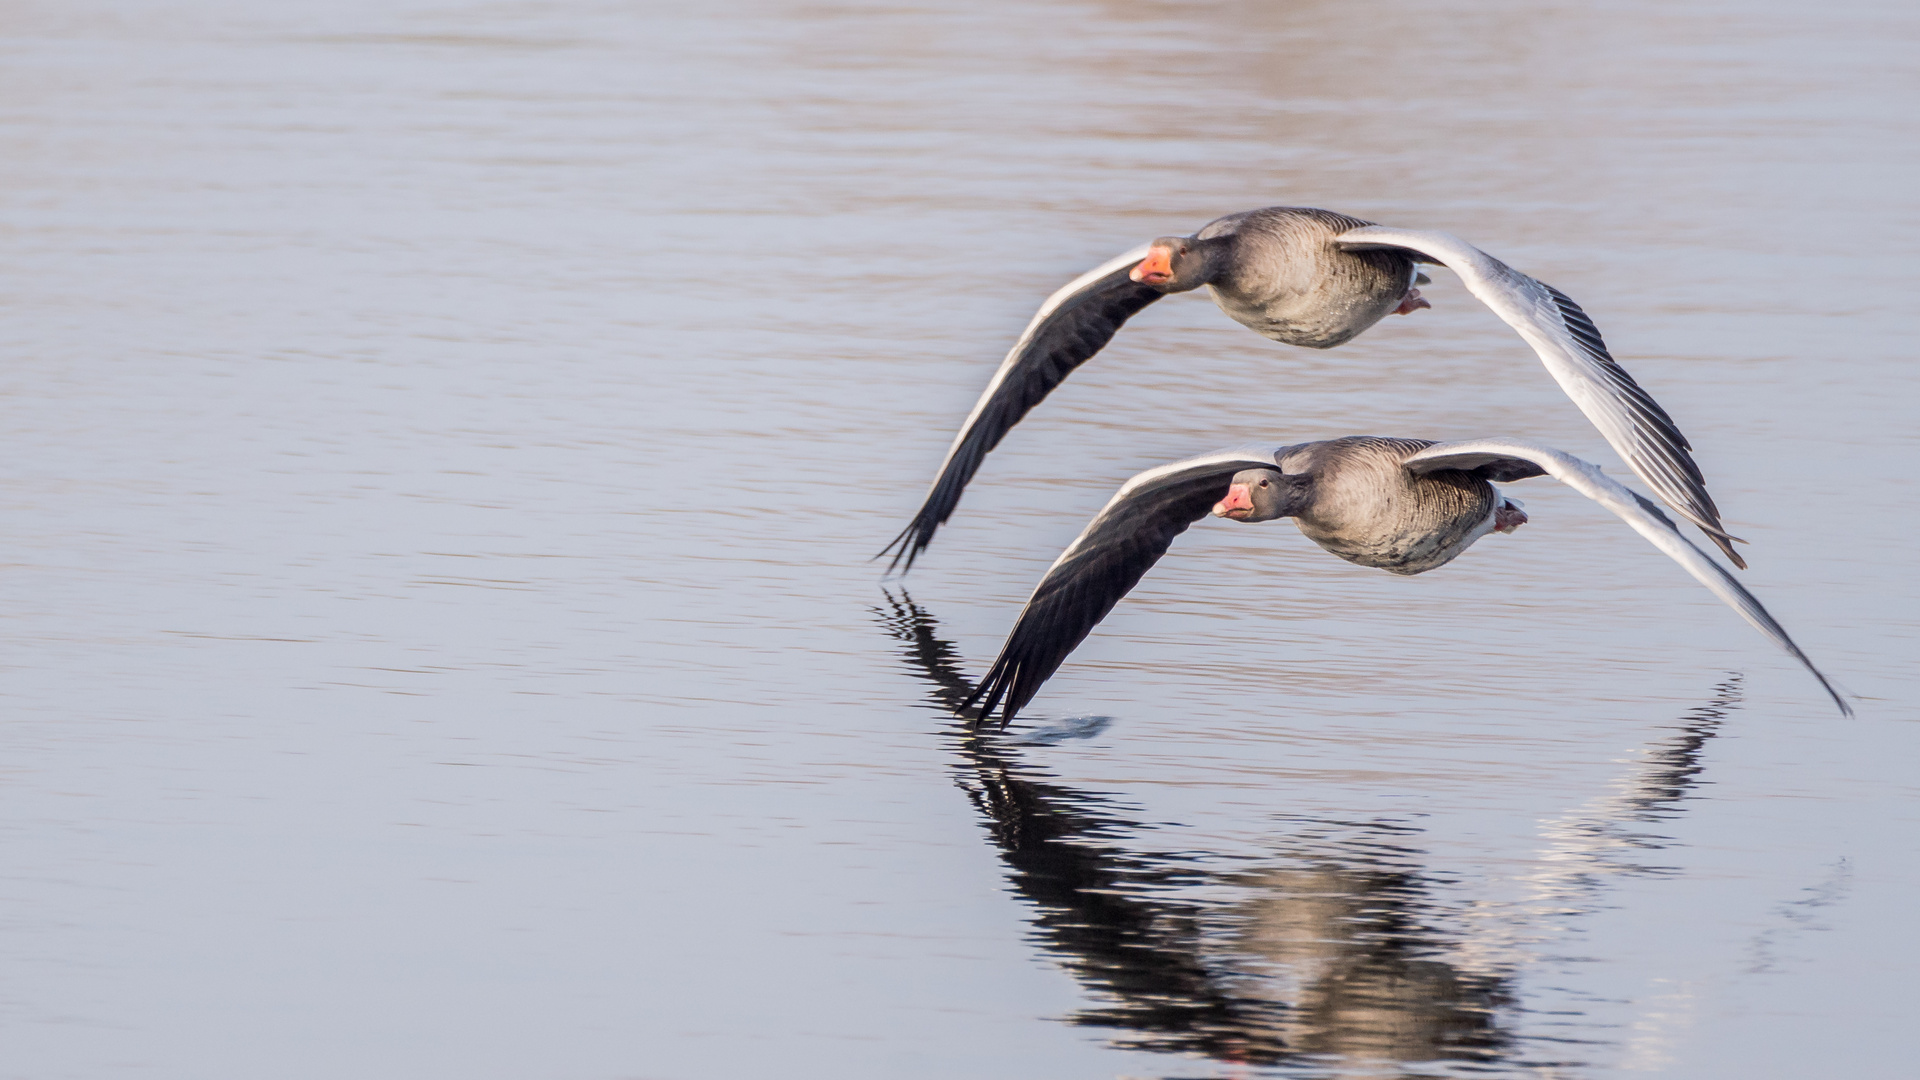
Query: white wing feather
xmin=1339 ymin=226 xmax=1740 ymax=564
xmin=1403 ymin=438 xmax=1848 ymax=715
xmin=1038 ymin=445 xmax=1280 ymax=580
xmin=930 ymin=243 xmax=1153 ymax=477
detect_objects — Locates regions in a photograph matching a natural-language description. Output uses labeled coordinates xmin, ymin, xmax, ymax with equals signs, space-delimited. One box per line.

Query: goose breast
xmin=1286 ymin=437 xmax=1497 ymax=575
xmin=1200 ymin=208 xmax=1415 ymax=349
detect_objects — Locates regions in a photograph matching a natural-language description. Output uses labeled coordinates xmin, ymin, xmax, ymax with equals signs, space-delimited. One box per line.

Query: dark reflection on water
xmin=875 ymin=592 xmax=1743 ymax=1074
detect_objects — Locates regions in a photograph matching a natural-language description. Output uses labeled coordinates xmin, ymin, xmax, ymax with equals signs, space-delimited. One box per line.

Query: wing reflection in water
xmin=873 ymin=591 xmax=1743 ymax=1074
xmin=876 ymin=592 xmax=1509 ymax=1068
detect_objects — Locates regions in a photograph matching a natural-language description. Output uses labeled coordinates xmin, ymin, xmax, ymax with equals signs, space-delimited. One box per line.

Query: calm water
xmin=2 ymin=1 xmax=1916 ymax=1077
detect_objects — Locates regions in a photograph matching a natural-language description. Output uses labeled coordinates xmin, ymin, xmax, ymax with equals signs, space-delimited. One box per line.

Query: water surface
xmin=1 ymin=1 xmax=1916 ymax=1077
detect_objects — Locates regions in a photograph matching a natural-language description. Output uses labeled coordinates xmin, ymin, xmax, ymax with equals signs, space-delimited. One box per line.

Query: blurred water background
xmin=1 ymin=0 xmax=1916 ymax=1076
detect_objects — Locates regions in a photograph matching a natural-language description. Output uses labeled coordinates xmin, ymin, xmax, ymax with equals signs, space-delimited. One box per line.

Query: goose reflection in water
xmin=874 ymin=591 xmax=1744 ymax=1074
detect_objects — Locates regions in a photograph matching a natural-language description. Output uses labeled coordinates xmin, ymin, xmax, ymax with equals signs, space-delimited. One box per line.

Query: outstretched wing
xmin=1402 ymin=439 xmax=1847 ymax=715
xmin=964 ymin=448 xmax=1279 ymax=725
xmin=1338 ymin=226 xmax=1746 ymax=569
xmin=882 ymin=244 xmax=1163 ymax=571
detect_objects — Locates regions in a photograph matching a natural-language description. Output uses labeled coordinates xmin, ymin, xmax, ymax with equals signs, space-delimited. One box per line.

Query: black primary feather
xmin=882 ymin=265 xmax=1164 ymax=572
xmin=1542 ymin=284 xmax=1746 ymax=569
xmin=963 ymin=456 xmax=1270 ymax=725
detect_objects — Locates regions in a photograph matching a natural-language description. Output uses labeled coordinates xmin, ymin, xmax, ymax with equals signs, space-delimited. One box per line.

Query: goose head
xmin=1129 ymin=235 xmax=1227 ymax=293
xmin=1212 ymin=469 xmax=1309 ymax=523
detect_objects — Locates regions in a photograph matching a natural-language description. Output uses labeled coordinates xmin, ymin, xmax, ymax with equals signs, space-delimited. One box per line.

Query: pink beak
xmin=1129 ymin=247 xmax=1174 ymax=286
xmin=1212 ymin=483 xmax=1254 ymax=518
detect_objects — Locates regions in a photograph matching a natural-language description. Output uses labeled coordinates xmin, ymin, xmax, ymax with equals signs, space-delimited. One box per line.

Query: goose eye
xmin=1257 ymin=479 xmax=1269 ymax=488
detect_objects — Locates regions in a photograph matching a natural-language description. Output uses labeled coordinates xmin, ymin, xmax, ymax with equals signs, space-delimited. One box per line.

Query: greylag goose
xmin=884 ymin=208 xmax=1742 ymax=571
xmin=963 ymin=436 xmax=1846 ymax=724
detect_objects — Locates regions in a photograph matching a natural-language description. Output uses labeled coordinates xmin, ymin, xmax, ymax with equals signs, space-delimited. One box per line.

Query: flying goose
xmin=884 ymin=207 xmax=1741 ymax=571
xmin=963 ymin=436 xmax=1846 ymax=724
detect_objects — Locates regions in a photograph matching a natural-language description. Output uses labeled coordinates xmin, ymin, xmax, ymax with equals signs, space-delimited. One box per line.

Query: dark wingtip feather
xmin=877 ymin=514 xmax=933 ymax=575
xmin=1828 ymin=684 xmax=1855 ymax=719
xmin=887 ymin=272 xmax=1164 ymax=570
xmin=1718 ymin=539 xmax=1748 ymax=571
xmin=1787 ymin=643 xmax=1852 ymax=718
xmin=1642 ymin=490 xmax=1848 ymax=716
xmin=962 ymin=633 xmax=1053 ymax=728
xmin=1546 ymin=283 xmax=1752 ymax=569
xmin=879 ymin=429 xmax=993 ymax=574
xmin=960 ymin=656 xmax=1016 ymax=728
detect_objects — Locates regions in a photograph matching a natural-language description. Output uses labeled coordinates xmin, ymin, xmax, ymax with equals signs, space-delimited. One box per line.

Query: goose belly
xmin=1295 ymin=506 xmax=1497 ymax=576
xmin=1203 ymin=236 xmax=1414 ymax=349
xmin=1209 ymin=284 xmax=1403 ymax=350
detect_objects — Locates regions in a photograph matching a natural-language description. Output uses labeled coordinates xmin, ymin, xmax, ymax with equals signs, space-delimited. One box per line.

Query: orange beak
xmin=1212 ymin=483 xmax=1254 ymax=518
xmin=1129 ymin=246 xmax=1174 ymax=286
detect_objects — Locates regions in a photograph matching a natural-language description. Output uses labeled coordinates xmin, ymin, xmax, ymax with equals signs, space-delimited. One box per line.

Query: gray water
xmin=2 ymin=1 xmax=1917 ymax=1076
